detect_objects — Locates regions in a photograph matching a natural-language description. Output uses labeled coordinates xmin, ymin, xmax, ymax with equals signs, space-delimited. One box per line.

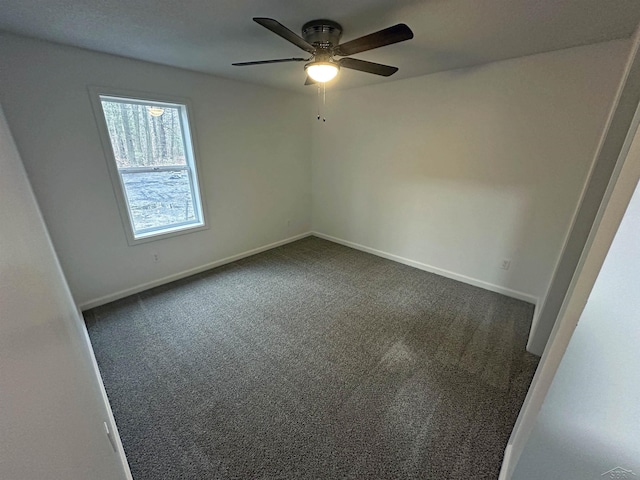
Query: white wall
xmin=312 ymin=40 xmax=629 ymax=318
xmin=0 ymin=32 xmax=631 ymax=352
xmin=0 ymin=33 xmax=312 ymax=308
xmin=529 ymin=31 xmax=640 ymax=356
xmin=500 ymin=29 xmax=640 ymax=476
xmin=0 ymin=104 xmax=130 ymax=479
xmin=511 ymin=163 xmax=640 ymax=479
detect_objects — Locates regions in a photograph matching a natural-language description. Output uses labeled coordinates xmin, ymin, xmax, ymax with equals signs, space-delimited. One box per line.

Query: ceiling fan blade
xmin=232 ymin=57 xmax=306 ymax=66
xmin=304 ymin=76 xmax=318 ymax=86
xmin=336 ymin=24 xmax=413 ymax=56
xmin=253 ymin=17 xmax=316 ymax=54
xmin=339 ymin=57 xmax=398 ymax=76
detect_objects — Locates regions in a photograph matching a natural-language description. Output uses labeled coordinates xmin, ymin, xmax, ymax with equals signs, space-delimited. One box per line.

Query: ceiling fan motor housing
xmin=302 ymin=20 xmax=343 ymax=51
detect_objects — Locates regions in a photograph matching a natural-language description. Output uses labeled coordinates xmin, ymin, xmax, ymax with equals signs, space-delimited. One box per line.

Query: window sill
xmin=127 ymin=221 xmax=208 ymax=246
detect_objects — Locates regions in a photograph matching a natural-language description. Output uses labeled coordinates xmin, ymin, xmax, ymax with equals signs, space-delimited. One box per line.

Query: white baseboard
xmin=81 ymin=230 xmax=538 ymax=311
xmin=498 ymin=443 xmax=513 ymax=480
xmin=79 ymin=232 xmax=313 ymax=310
xmin=312 ymin=231 xmax=539 ymax=305
xmin=526 ymin=310 xmax=544 ymax=356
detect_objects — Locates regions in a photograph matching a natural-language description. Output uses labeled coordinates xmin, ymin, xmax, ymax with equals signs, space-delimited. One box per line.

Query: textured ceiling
xmin=0 ymin=0 xmax=639 ymax=93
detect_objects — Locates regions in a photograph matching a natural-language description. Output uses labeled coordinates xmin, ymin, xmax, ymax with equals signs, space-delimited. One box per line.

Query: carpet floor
xmin=85 ymin=236 xmax=539 ymax=479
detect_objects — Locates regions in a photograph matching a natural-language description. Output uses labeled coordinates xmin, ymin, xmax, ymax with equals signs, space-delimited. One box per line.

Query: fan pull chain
xmin=316 ymin=83 xmax=326 ymax=122
xmin=323 ymin=83 xmax=326 ymax=122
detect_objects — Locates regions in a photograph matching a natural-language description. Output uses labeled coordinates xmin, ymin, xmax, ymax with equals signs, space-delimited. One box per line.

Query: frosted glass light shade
xmin=306 ymin=62 xmax=339 ymax=83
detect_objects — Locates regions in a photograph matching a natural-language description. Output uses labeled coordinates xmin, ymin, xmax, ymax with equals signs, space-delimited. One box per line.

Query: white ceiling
xmin=1 ymin=0 xmax=639 ymax=93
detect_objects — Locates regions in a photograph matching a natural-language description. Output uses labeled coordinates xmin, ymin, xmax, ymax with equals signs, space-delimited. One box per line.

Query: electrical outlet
xmin=153 ymin=253 xmax=160 ymax=263
xmin=501 ymin=259 xmax=511 ymax=270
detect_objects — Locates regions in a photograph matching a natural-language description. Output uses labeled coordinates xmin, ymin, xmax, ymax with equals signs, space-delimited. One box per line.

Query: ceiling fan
xmin=232 ymin=18 xmax=414 ymax=85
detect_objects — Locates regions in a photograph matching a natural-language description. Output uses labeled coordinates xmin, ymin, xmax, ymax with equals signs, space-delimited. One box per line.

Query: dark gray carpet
xmin=85 ymin=236 xmax=538 ymax=479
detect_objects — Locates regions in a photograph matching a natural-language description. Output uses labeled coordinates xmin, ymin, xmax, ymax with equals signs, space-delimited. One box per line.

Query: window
xmin=93 ymin=91 xmax=206 ymax=244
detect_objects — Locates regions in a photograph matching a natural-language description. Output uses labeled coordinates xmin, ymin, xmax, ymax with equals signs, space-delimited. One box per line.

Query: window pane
xmin=121 ymin=170 xmax=196 ymax=234
xmin=100 ymin=100 xmax=186 ymax=168
xmin=98 ymin=95 xmax=204 ymax=240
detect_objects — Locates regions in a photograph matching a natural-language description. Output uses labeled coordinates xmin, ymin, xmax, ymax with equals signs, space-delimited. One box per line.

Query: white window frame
xmin=89 ymin=87 xmax=208 ymax=245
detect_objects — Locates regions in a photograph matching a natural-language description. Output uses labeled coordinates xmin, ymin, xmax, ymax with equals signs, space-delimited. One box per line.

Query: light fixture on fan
xmin=305 ymin=61 xmax=339 ymax=83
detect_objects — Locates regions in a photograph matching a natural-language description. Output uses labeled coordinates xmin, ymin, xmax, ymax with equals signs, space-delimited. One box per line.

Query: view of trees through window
xmin=101 ymin=100 xmax=186 ymax=168
xmin=100 ymin=97 xmax=203 ymax=237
